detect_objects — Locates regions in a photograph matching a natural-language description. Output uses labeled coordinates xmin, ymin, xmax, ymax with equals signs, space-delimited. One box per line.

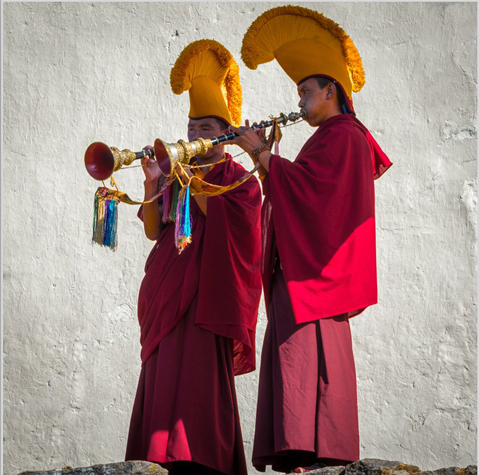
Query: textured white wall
xmin=3 ymin=3 xmax=477 ymax=475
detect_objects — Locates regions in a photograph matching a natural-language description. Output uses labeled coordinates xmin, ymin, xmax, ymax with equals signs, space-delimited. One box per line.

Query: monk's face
xmin=187 ymin=117 xmax=227 ymax=160
xmin=297 ymin=78 xmax=338 ymax=127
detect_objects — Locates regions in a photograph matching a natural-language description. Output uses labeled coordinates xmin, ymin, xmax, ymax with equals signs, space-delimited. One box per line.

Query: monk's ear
xmin=221 ymin=122 xmax=230 ymax=135
xmin=215 ymin=118 xmax=229 ymax=135
xmin=326 ymin=82 xmax=336 ymax=100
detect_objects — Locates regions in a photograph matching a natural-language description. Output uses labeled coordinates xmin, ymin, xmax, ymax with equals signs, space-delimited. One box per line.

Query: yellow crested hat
xmin=170 ymin=39 xmax=242 ymax=127
xmin=241 ymin=5 xmax=365 ymax=107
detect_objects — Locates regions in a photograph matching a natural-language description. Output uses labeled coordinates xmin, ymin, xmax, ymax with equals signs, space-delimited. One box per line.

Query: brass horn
xmin=84 ymin=111 xmax=305 ymax=180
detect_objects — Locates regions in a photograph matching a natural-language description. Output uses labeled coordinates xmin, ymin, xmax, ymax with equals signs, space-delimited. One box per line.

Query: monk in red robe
xmin=230 ymin=6 xmax=393 ymax=473
xmin=125 ymin=40 xmax=262 ymax=475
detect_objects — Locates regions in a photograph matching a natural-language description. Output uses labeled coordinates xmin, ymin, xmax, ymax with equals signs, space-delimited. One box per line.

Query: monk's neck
xmin=318 ymin=110 xmax=343 ymax=126
xmin=196 ymin=151 xmax=225 ymax=174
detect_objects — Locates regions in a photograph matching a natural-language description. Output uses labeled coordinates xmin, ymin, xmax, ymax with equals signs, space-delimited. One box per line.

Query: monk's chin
xmin=301 ymin=111 xmax=313 ymax=126
xmin=304 ymin=116 xmax=315 ymax=127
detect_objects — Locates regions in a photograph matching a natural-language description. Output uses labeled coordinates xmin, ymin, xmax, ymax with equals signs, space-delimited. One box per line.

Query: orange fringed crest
xmin=223 ymin=60 xmax=242 ymax=127
xmin=241 ymin=5 xmax=365 ymax=94
xmin=170 ymin=39 xmax=242 ymax=127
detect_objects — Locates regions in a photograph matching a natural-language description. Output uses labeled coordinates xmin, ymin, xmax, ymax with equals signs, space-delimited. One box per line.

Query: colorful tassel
xmin=91 ymin=178 xmax=194 ymax=252
xmin=174 ymin=185 xmax=192 ymax=253
xmin=92 ymin=187 xmax=121 ymax=251
xmin=168 ymin=180 xmax=180 ymax=222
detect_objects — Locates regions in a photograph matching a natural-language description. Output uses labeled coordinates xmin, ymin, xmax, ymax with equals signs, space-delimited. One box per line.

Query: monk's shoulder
xmin=322 ymin=117 xmax=368 ymax=145
xmin=230 ymin=159 xmax=247 ymax=174
xmin=300 ymin=118 xmax=371 ymax=172
xmin=224 ymin=159 xmax=261 ymax=195
xmin=230 ymin=160 xmax=258 ymax=182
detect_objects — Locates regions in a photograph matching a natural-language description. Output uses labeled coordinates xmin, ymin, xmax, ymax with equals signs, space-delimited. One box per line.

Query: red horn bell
xmin=84 ymin=142 xmax=115 ymax=181
xmin=154 ymin=139 xmax=173 ymax=177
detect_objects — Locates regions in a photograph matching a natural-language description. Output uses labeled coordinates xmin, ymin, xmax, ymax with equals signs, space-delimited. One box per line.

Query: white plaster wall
xmin=3 ymin=3 xmax=476 ymax=475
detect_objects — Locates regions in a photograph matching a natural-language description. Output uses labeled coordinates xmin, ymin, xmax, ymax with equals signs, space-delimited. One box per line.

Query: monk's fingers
xmin=226 ymin=131 xmax=240 ymax=144
xmin=228 ymin=125 xmax=241 ymax=135
xmin=239 ymin=126 xmax=251 ymax=135
xmin=228 ymin=125 xmax=250 ymax=137
xmin=142 ymin=157 xmax=156 ymax=167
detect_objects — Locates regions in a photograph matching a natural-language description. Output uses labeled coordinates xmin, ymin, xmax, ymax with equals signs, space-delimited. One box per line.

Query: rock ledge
xmin=17 ymin=459 xmax=478 ymax=475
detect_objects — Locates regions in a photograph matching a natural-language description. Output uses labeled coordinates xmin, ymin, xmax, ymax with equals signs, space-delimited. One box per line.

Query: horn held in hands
xmin=84 ymin=111 xmax=305 ymax=180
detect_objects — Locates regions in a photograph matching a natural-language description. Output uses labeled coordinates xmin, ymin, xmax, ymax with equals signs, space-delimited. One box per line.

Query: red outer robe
xmin=138 ymin=156 xmax=262 ymax=375
xmin=262 ymin=114 xmax=392 ymax=324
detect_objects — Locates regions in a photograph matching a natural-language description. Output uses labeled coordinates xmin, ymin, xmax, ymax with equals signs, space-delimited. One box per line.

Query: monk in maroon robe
xmin=125 ymin=115 xmax=262 ymax=475
xmin=230 ymin=74 xmax=392 ymax=473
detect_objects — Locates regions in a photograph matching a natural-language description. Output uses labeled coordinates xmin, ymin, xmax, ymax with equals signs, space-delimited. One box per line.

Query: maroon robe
xmin=254 ymin=114 xmax=392 ymax=471
xmin=262 ymin=114 xmax=392 ymax=322
xmin=126 ymin=157 xmax=262 ymax=474
xmin=253 ymin=263 xmax=359 ymax=472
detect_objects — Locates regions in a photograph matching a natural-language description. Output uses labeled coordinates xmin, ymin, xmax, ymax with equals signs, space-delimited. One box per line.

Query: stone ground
xmin=17 ymin=458 xmax=478 ymax=475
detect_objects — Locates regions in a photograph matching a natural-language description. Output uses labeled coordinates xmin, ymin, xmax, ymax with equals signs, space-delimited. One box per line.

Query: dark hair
xmin=214 ymin=118 xmax=229 ymax=132
xmin=315 ymin=77 xmax=346 ymax=110
xmin=315 ymin=76 xmax=333 ymax=90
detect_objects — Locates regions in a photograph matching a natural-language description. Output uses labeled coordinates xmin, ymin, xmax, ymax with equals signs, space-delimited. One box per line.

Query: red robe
xmin=262 ymin=114 xmax=392 ymax=323
xmin=127 ymin=157 xmax=262 ymax=473
xmin=138 ymin=156 xmax=262 ymax=375
xmin=253 ymin=114 xmax=392 ymax=471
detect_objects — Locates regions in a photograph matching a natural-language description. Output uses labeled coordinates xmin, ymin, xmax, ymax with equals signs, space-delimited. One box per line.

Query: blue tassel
xmin=104 ymin=199 xmax=117 ymax=249
xmin=174 ymin=185 xmax=193 ymax=253
xmin=103 ymin=199 xmax=112 ymax=247
xmin=181 ymin=185 xmax=192 ymax=238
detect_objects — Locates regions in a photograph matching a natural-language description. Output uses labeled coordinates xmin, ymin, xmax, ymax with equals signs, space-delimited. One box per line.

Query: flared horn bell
xmin=154 ymin=137 xmax=214 ymax=177
xmin=85 ymin=142 xmax=115 ymax=181
xmin=154 ymin=139 xmax=174 ymax=177
xmin=85 ymin=142 xmax=146 ymax=180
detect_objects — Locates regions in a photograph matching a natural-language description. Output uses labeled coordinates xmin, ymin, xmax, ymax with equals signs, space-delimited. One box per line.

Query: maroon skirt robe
xmin=252 ymin=263 xmax=359 ymax=473
xmin=126 ymin=295 xmax=247 ymax=475
xmin=126 ymin=157 xmax=262 ymax=475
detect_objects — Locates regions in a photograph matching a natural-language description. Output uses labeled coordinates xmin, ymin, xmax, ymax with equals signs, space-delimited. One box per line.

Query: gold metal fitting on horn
xmin=155 ymin=137 xmax=214 ymax=177
xmin=110 ymin=147 xmax=138 ymax=173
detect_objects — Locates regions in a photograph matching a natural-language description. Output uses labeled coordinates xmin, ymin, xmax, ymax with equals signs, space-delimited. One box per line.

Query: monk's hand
xmin=254 ymin=121 xmax=267 ymax=143
xmin=141 ymin=146 xmax=161 ymax=184
xmin=228 ymin=120 xmax=264 ymax=158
